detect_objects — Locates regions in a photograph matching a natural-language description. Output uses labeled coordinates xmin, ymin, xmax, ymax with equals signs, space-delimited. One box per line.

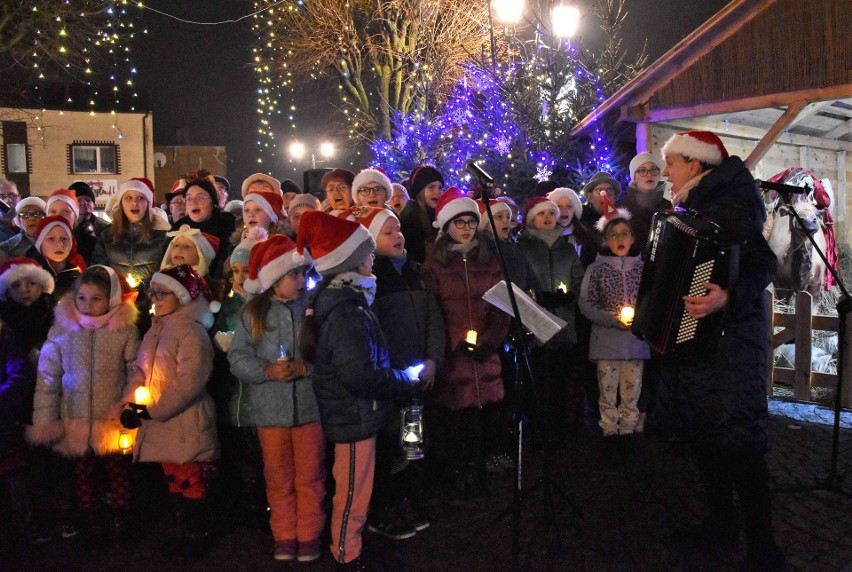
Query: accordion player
xmin=632 ymin=209 xmax=740 ymax=355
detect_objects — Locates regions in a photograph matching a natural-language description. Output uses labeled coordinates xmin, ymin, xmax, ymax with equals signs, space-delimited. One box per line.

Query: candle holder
xmin=118 ymin=429 xmax=133 ymax=455
xmin=620 ymin=306 xmax=635 ymax=325
xmin=399 ymin=399 xmax=425 ymax=460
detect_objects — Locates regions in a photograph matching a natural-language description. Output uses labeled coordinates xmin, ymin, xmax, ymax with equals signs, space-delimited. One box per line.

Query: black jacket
xmin=399 ymin=200 xmax=437 ymax=265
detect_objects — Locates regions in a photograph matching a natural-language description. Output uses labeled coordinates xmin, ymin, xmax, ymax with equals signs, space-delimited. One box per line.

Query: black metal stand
xmin=758 ymin=179 xmax=850 ymax=495
xmin=467 ymin=161 xmax=581 ymax=569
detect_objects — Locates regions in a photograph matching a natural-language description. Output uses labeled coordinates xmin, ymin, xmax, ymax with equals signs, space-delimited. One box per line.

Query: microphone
xmin=465 ymin=160 xmax=494 ymax=189
xmin=756 ymin=179 xmax=811 ymax=197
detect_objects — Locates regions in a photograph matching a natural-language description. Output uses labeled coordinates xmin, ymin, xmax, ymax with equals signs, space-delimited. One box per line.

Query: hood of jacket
xmin=313 ymin=284 xmax=366 ymax=323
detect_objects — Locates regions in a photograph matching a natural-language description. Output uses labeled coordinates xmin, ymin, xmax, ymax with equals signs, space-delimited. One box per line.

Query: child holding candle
xmin=422 ymin=188 xmax=510 ymax=501
xmin=578 ymin=195 xmax=649 ymax=439
xmin=27 ymin=265 xmax=139 ymax=537
xmin=227 ymin=235 xmax=325 ymax=563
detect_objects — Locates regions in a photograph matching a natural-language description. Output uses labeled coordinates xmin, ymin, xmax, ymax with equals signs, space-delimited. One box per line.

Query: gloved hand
xmin=119 ymin=403 xmax=151 ymax=429
xmin=469 ymin=341 xmax=494 ymax=363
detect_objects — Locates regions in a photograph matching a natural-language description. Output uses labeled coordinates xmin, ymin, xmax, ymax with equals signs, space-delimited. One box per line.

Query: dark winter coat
xmin=74 ymin=215 xmax=111 ymax=264
xmin=579 ymin=254 xmax=650 ymax=361
xmin=0 ymin=321 xmax=36 ymax=459
xmin=312 ymin=285 xmax=417 ymax=443
xmin=422 ymin=244 xmax=510 ymax=411
xmin=580 ymin=204 xmax=604 ymax=266
xmin=517 ymin=229 xmax=585 ymax=346
xmin=25 ymin=249 xmax=83 ymax=304
xmin=655 ymin=156 xmax=776 ymax=454
xmin=0 ymin=295 xmax=53 ymax=355
xmin=228 ymin=297 xmax=319 ymax=428
xmin=0 ymin=230 xmax=34 ymax=259
xmin=616 ymin=181 xmax=672 ymax=253
xmin=372 ymin=255 xmax=446 ymax=370
xmin=171 ymin=211 xmax=235 ymax=279
xmin=399 ymin=200 xmax=437 ymax=265
xmin=494 ymin=238 xmax=540 ymax=293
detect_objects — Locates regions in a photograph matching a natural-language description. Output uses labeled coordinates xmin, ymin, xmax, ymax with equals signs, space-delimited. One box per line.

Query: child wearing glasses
xmin=0 ymin=197 xmax=46 ymax=263
xmin=422 ymin=188 xmax=510 ymax=502
xmin=616 ymin=152 xmax=671 ymax=252
xmin=579 ymin=196 xmax=649 ymax=441
xmin=351 ymin=167 xmax=392 ymax=209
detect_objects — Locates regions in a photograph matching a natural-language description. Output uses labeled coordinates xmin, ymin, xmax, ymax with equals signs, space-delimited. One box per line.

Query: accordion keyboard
xmin=675 ymin=259 xmax=715 ymax=344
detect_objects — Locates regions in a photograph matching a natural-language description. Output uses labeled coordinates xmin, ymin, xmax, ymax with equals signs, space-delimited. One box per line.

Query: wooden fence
xmin=766 ymin=290 xmax=851 ymax=408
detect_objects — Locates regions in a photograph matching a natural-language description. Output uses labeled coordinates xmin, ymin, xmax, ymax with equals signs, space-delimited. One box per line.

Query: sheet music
xmin=482 ymin=281 xmax=567 ymax=344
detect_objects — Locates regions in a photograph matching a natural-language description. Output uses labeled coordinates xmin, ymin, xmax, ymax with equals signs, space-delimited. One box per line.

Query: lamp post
xmin=288 ymin=141 xmax=335 ymax=170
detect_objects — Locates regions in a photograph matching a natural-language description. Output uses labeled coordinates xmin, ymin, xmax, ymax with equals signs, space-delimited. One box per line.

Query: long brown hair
xmin=107 ymin=207 xmax=154 ymax=244
xmin=431 ymin=229 xmax=491 ymax=267
xmin=240 ymin=287 xmax=274 ymax=343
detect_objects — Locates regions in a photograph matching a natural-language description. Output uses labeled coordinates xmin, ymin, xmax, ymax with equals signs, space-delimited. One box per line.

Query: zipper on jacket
xmin=462 ymin=254 xmax=482 ymax=407
xmin=287 ymin=304 xmax=299 ymax=426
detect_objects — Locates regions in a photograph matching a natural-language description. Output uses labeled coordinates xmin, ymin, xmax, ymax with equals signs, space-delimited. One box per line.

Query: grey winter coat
xmin=579 ymin=254 xmax=650 ymax=361
xmin=227 ymin=297 xmax=319 ymax=428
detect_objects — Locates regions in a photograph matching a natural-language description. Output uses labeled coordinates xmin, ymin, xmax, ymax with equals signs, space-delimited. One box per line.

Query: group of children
xmin=0 ymin=153 xmax=666 ymax=570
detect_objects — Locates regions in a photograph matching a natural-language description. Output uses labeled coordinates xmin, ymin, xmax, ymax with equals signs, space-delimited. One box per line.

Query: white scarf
xmin=330 ymin=271 xmax=378 ymax=306
xmin=671 ymin=170 xmax=711 ymax=207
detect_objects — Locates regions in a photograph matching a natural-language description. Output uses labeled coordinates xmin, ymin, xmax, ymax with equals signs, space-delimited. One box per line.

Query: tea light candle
xmin=126 ymin=274 xmax=139 ymax=288
xmin=466 ymin=329 xmax=478 ymax=345
xmin=134 ymin=386 xmax=151 ymax=406
xmin=557 ymin=282 xmax=568 ymax=294
xmin=620 ymin=306 xmax=635 ymax=323
xmin=118 ymin=430 xmax=133 ymax=455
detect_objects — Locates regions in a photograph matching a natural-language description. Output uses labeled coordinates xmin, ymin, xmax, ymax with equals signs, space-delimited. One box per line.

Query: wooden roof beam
xmin=822 ymin=119 xmax=852 ymax=140
xmin=786 ymin=100 xmax=836 ymax=129
xmin=744 ymin=100 xmax=808 ymax=169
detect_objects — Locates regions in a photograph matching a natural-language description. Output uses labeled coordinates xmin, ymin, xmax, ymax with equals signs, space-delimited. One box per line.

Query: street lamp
xmin=551 ymin=4 xmax=580 ymax=38
xmin=289 ymin=141 xmax=306 ymax=160
xmin=319 ymin=142 xmax=335 ymax=160
xmin=493 ymin=0 xmax=524 ymax=24
xmin=288 ymin=141 xmax=334 ymax=169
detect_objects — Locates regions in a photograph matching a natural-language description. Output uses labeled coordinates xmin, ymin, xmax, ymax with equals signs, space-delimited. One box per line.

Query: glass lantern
xmin=399 ymin=399 xmax=425 ymax=460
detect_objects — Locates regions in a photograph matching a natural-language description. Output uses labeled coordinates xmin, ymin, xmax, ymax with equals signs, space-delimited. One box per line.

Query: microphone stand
xmin=758 ymin=179 xmax=850 ymax=495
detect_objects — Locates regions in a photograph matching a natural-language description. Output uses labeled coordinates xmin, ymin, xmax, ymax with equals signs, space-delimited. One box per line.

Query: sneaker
xmin=401 ymin=499 xmax=430 ymax=532
xmin=273 ymin=539 xmax=296 ymax=561
xmin=297 ymin=539 xmax=321 ymax=562
xmin=367 ymin=518 xmax=416 ymax=540
xmin=59 ymin=523 xmax=80 ymax=539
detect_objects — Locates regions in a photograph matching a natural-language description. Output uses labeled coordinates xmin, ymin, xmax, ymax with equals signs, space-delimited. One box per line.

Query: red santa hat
xmin=661 ymin=130 xmax=729 ymax=166
xmin=33 ymin=216 xmax=86 ymax=270
xmin=546 ymin=188 xmax=583 ymax=221
xmin=432 ymin=187 xmax=479 ymax=231
xmin=244 ymin=234 xmax=313 ymax=294
xmin=594 ymin=191 xmax=632 ymax=232
xmin=474 ymin=198 xmax=512 ymax=230
xmin=150 ymin=264 xmax=220 ymax=313
xmin=351 ymin=167 xmax=393 ymax=203
xmin=89 ymin=265 xmax=138 ymax=308
xmin=241 ymin=173 xmax=282 ymax=198
xmin=296 ymin=210 xmax=374 ymax=276
xmin=116 ymin=177 xmax=155 ymax=207
xmin=45 ymin=189 xmax=80 ymax=219
xmin=0 ymin=257 xmax=55 ymax=300
xmin=338 ymin=205 xmax=399 ymax=241
xmin=165 ymin=179 xmax=187 ymax=203
xmin=162 ymin=225 xmax=220 ymax=277
xmin=522 ymin=196 xmax=558 ymax=227
xmin=244 ymin=189 xmax=285 ymax=224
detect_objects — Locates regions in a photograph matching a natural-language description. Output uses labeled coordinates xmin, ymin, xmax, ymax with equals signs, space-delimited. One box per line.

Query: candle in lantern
xmin=126 ymin=274 xmax=139 ymax=288
xmin=620 ymin=306 xmax=635 ymax=324
xmin=134 ymin=386 xmax=151 ymax=405
xmin=466 ymin=329 xmax=478 ymax=345
xmin=118 ymin=430 xmax=133 ymax=455
xmin=557 ymin=282 xmax=568 ymax=294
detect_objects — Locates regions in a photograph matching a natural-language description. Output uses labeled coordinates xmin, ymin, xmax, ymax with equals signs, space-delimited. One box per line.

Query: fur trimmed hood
xmin=54 ymin=293 xmax=139 ymax=332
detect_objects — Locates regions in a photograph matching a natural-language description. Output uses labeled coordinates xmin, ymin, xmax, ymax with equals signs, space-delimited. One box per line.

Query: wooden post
xmin=765 ymin=289 xmax=775 ymax=396
xmin=844 ymin=300 xmax=852 ymax=408
xmin=794 ymin=291 xmax=813 ymax=401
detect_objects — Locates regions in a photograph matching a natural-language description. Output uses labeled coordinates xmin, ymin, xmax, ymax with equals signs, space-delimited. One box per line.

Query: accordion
xmin=632 ymin=210 xmax=740 ymax=355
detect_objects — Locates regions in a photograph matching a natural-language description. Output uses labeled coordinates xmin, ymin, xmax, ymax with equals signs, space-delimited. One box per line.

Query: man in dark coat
xmin=657 ymin=130 xmax=782 ymax=570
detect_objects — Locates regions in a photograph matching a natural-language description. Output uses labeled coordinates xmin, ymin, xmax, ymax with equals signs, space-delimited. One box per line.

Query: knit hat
xmin=522 ymin=197 xmax=558 ymax=227
xmin=281 ymin=179 xmax=302 ymax=196
xmin=547 ymin=188 xmax=582 ymax=221
xmin=408 ymin=165 xmax=444 ymax=199
xmin=581 ymin=172 xmax=621 ymax=199
xmin=474 ymin=198 xmax=512 ymax=230
xmin=34 ymin=215 xmax=74 ymax=253
xmin=244 ymin=234 xmax=313 ymax=294
xmin=165 ymin=179 xmax=186 ymax=203
xmin=628 ymin=152 xmax=662 ymax=178
xmin=185 ymin=178 xmax=221 ymax=207
xmin=223 ymin=200 xmax=244 ymax=216
xmin=594 ymin=192 xmax=632 ymax=232
xmin=288 ymin=193 xmax=321 ymax=214
xmin=150 ymin=264 xmax=220 ymax=313
xmin=116 ymin=178 xmax=155 ymax=207
xmin=351 ymin=167 xmax=392 ymax=203
xmin=241 ymin=173 xmax=282 ymax=198
xmin=534 ymin=179 xmax=559 ymax=197
xmin=45 ymin=189 xmax=80 ymax=219
xmin=89 ymin=265 xmax=137 ymax=308
xmin=321 ymin=168 xmax=355 ymax=190
xmin=0 ymin=257 xmax=54 ymax=300
xmin=69 ymin=181 xmax=95 ymax=203
xmin=339 ymin=205 xmax=399 ymax=241
xmin=661 ymin=130 xmax=729 ymax=166
xmin=15 ymin=196 xmax=46 ymax=215
xmin=162 ymin=225 xmax=220 ymax=277
xmin=296 ymin=210 xmax=374 ymax=275
xmin=432 ymin=187 xmax=479 ymax=231
xmin=244 ymin=190 xmax=285 ymax=223
xmin=213 ymin=176 xmax=230 ymax=192
xmin=229 ymin=226 xmax=268 ymax=267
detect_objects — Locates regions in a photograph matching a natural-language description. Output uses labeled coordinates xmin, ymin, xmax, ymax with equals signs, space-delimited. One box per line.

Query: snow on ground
xmin=769 ymin=397 xmax=852 ymax=428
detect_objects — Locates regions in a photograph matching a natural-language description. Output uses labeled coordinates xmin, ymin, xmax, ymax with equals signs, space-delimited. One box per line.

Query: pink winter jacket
xmin=27 ymin=295 xmax=139 ymax=457
xmin=127 ymin=297 xmax=219 ymax=464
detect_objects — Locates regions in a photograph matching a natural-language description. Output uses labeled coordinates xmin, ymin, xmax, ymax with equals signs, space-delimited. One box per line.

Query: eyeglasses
xmin=0 ymin=194 xmax=20 ymax=201
xmin=607 ymin=230 xmax=632 ymax=241
xmin=451 ymin=218 xmax=479 ymax=230
xmin=18 ymin=211 xmax=45 ymax=220
xmin=634 ymin=168 xmax=660 ymax=176
xmin=326 ymin=184 xmax=349 ymax=193
xmin=357 ymin=186 xmax=386 ymax=197
xmin=149 ymin=289 xmax=175 ymax=300
xmin=169 ymin=199 xmax=186 ymax=207
xmin=185 ymin=194 xmax=211 ymax=204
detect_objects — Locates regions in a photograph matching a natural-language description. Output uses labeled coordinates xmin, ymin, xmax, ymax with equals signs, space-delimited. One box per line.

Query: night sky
xmin=133 ymin=0 xmax=731 ymax=186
